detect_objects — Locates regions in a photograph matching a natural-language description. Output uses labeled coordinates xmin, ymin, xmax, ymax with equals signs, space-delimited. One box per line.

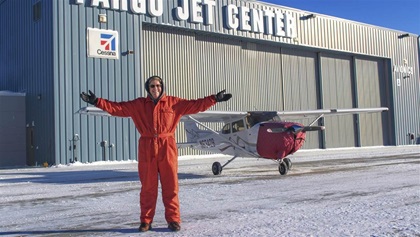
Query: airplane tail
xmin=177 ymin=121 xmax=212 ymax=149
xmin=184 ymin=121 xmax=201 ymax=143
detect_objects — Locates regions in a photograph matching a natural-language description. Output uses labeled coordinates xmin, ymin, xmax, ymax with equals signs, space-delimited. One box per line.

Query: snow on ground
xmin=0 ymin=146 xmax=419 ymax=237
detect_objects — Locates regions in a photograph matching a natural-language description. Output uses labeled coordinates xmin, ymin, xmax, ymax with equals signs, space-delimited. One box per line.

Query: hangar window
xmin=33 ymin=1 xmax=42 ymax=21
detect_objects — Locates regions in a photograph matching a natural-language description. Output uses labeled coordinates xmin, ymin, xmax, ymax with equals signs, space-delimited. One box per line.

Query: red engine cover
xmin=256 ymin=122 xmax=306 ymax=159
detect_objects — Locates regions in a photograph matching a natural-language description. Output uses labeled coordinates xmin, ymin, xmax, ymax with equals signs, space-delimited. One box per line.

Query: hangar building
xmin=0 ymin=0 xmax=419 ymax=166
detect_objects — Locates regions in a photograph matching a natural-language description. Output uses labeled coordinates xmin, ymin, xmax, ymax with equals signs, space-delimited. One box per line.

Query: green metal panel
xmin=281 ymin=48 xmax=320 ymax=149
xmin=320 ymin=54 xmax=356 ymax=148
xmin=355 ymin=57 xmax=392 ymax=146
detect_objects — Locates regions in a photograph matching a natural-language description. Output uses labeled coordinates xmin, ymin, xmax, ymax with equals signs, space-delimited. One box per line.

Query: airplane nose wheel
xmin=278 ymin=158 xmax=292 ymax=175
xmin=284 ymin=158 xmax=292 ymax=169
xmin=212 ymin=162 xmax=222 ymax=175
xmin=279 ymin=162 xmax=288 ymax=175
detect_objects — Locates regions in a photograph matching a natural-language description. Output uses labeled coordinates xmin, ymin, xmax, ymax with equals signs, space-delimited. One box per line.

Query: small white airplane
xmin=78 ymin=106 xmax=388 ymax=176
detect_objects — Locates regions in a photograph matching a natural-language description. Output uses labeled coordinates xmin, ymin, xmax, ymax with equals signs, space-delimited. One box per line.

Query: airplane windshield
xmin=246 ymin=112 xmax=280 ymax=127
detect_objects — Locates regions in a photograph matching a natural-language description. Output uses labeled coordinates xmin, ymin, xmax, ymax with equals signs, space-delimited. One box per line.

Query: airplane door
xmin=231 ymin=119 xmax=247 ymax=148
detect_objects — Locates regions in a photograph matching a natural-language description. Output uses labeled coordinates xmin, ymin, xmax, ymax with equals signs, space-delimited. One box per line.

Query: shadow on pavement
xmin=0 ymin=170 xmax=207 ymax=185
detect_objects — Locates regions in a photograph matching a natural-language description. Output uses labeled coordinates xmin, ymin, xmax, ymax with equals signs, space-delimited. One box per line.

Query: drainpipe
xmin=109 ymin=143 xmax=115 ymax=161
xmin=100 ymin=140 xmax=107 ymax=161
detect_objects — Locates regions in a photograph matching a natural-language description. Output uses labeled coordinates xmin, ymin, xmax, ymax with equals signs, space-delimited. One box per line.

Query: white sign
xmin=87 ymin=28 xmax=119 ymax=59
xmin=76 ymin=0 xmax=296 ymax=39
xmin=393 ymin=64 xmax=414 ymax=75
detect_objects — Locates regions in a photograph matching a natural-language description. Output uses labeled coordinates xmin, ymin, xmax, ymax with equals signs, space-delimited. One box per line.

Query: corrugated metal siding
xmin=141 ymin=24 xmax=398 ymax=151
xmin=142 ymin=0 xmax=298 ymax=45
xmin=139 ymin=0 xmax=419 ymax=146
xmin=389 ymin=37 xmax=420 ymax=145
xmin=0 ymin=0 xmax=55 ymax=165
xmin=52 ymin=1 xmax=142 ymax=164
xmin=51 ymin=0 xmax=420 ymax=159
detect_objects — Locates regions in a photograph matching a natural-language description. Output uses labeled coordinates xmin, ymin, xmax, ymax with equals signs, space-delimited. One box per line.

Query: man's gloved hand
xmin=80 ymin=90 xmax=98 ymax=105
xmin=215 ymin=89 xmax=232 ymax=102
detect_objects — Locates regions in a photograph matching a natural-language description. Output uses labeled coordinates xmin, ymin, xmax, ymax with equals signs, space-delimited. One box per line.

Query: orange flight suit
xmin=96 ymin=93 xmax=217 ymax=224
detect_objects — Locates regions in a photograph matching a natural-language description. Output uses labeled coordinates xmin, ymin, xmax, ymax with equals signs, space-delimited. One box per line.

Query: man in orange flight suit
xmin=80 ymin=76 xmax=232 ymax=232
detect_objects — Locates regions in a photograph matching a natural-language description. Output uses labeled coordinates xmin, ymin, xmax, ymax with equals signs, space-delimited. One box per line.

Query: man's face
xmin=149 ymin=79 xmax=162 ymax=99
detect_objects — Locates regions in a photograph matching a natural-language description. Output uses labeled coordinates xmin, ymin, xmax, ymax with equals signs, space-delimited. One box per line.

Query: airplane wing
xmin=180 ymin=111 xmax=248 ymax=123
xmin=77 ymin=107 xmax=388 ymax=121
xmin=276 ymin=107 xmax=388 ymax=120
xmin=77 ymin=107 xmax=111 ymax=116
xmin=77 ymin=107 xmax=247 ymax=122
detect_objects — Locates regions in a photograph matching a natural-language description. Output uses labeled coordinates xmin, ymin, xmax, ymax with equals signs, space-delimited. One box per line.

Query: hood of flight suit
xmin=145 ymin=75 xmax=165 ymax=104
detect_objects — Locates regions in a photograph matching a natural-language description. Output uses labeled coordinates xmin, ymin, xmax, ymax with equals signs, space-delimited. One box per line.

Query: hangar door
xmin=321 ymin=54 xmax=356 ymax=148
xmin=355 ymin=57 xmax=391 ymax=146
xmin=281 ymin=48 xmax=321 ymax=149
xmin=141 ymin=25 xmax=286 ymax=155
xmin=321 ymin=54 xmax=390 ymax=148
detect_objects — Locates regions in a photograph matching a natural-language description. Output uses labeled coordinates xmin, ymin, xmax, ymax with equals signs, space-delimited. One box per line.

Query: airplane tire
xmin=212 ymin=162 xmax=222 ymax=175
xmin=284 ymin=158 xmax=292 ymax=170
xmin=279 ymin=162 xmax=288 ymax=175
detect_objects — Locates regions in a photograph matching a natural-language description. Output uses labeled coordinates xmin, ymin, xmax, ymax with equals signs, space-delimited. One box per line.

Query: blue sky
xmin=261 ymin=0 xmax=420 ymax=35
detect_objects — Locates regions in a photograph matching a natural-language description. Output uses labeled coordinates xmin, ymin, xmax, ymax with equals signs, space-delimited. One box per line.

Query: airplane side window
xmin=222 ymin=123 xmax=231 ymax=134
xmin=232 ymin=120 xmax=245 ymax=133
xmin=237 ymin=120 xmax=245 ymax=131
xmin=232 ymin=123 xmax=237 ymax=133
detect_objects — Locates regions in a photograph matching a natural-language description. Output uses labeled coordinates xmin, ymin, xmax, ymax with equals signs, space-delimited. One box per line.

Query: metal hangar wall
xmin=0 ymin=0 xmax=418 ymax=165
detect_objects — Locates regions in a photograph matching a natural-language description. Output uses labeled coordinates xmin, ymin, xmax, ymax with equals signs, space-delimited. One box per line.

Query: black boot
xmin=168 ymin=222 xmax=181 ymax=231
xmin=139 ymin=222 xmax=152 ymax=232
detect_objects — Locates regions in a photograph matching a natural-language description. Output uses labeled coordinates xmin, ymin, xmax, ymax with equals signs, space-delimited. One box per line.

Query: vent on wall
xmin=33 ymin=1 xmax=42 ymax=21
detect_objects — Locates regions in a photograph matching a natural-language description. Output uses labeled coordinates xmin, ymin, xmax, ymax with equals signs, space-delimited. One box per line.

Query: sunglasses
xmin=149 ymin=84 xmax=161 ymax=88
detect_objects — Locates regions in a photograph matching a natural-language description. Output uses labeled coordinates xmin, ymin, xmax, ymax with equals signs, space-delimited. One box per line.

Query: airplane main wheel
xmin=212 ymin=162 xmax=222 ymax=175
xmin=284 ymin=158 xmax=292 ymax=170
xmin=279 ymin=162 xmax=288 ymax=175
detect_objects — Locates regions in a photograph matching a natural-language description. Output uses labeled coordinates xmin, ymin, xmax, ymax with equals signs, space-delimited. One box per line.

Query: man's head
xmin=145 ymin=76 xmax=164 ymax=101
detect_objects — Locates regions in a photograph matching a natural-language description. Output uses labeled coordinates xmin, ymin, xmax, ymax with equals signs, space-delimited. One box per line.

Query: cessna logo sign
xmin=75 ymin=0 xmax=296 ymax=38
xmin=87 ymin=28 xmax=119 ymax=59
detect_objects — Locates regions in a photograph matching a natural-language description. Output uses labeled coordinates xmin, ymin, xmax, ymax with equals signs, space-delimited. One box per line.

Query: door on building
xmin=281 ymin=48 xmax=321 ymax=149
xmin=321 ymin=54 xmax=356 ymax=148
xmin=355 ymin=57 xmax=391 ymax=146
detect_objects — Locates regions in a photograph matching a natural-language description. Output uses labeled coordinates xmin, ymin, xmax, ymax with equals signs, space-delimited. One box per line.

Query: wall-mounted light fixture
xmin=307 ymin=14 xmax=316 ymax=19
xmin=305 ymin=14 xmax=316 ymax=20
xmin=98 ymin=14 xmax=107 ymax=23
xmin=123 ymin=50 xmax=134 ymax=56
xmin=37 ymin=94 xmax=42 ymax=100
xmin=300 ymin=14 xmax=316 ymax=20
xmin=398 ymin=33 xmax=409 ymax=39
